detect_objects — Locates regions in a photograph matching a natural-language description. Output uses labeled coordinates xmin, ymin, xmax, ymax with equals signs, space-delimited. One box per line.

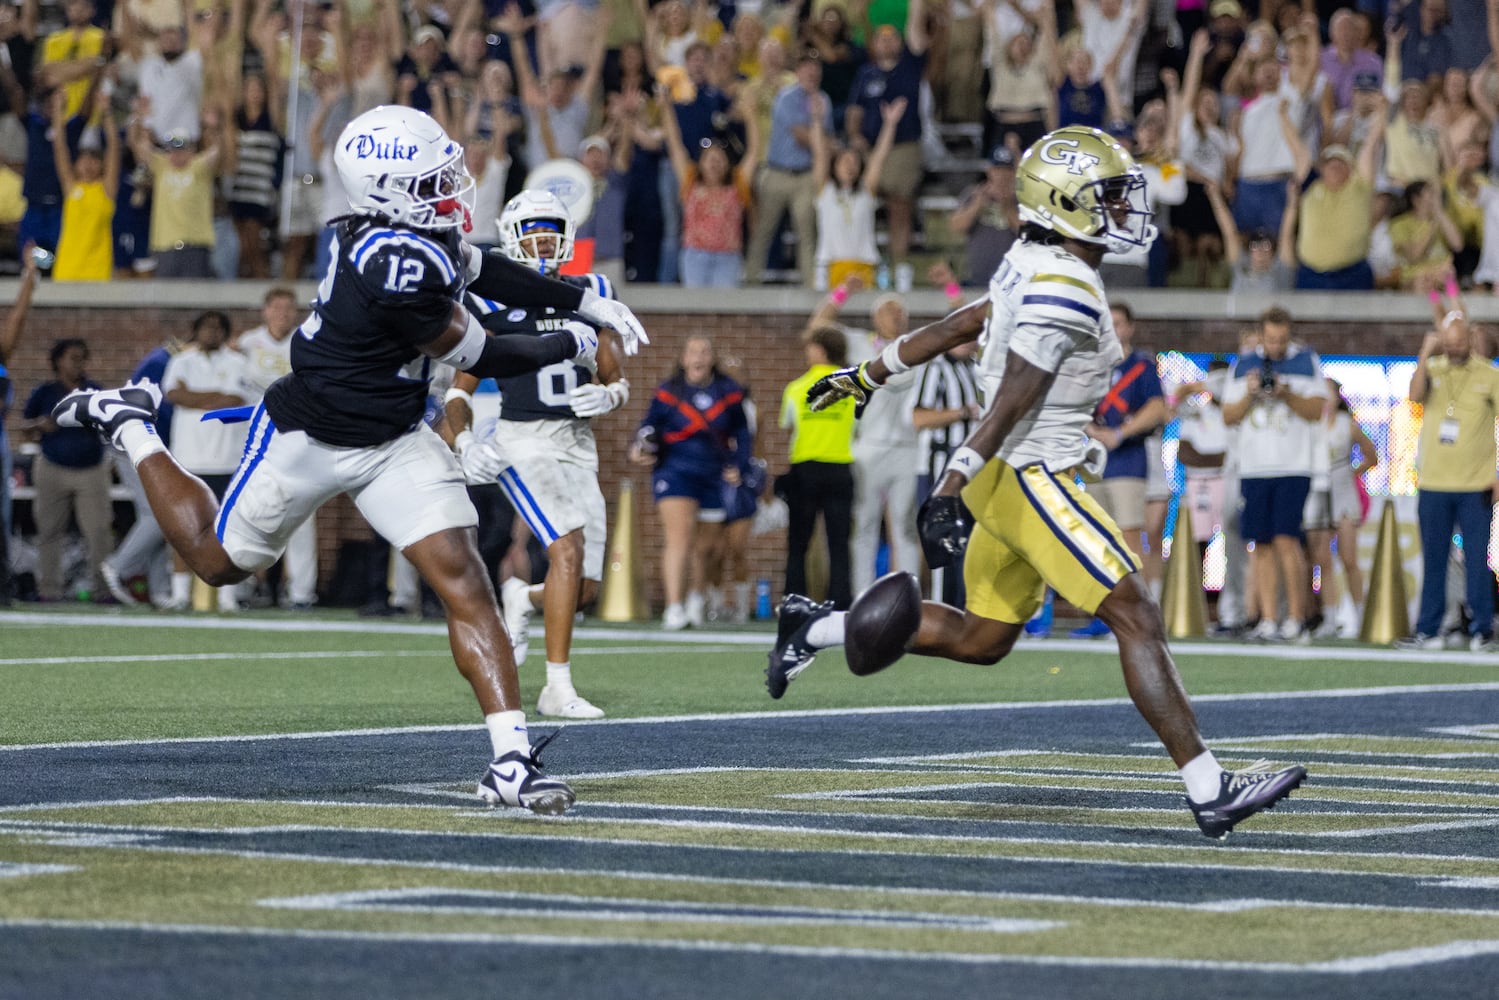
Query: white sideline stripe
xmin=2 ymin=916 xmax=1498 ymax=972
xmin=0 ymin=862 xmax=78 ymax=878
xmin=9 ymin=610 xmax=1499 ymax=663
xmin=0 ymin=646 xmax=740 ymax=667
xmin=0 ymin=651 xmax=438 ymax=667
xmin=9 ymin=681 xmax=1499 ymax=752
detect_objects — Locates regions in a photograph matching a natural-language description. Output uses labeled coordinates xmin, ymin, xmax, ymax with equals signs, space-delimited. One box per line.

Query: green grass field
xmin=6 ymin=607 xmax=1499 ymax=1000
xmin=5 ymin=608 xmax=1499 ymax=744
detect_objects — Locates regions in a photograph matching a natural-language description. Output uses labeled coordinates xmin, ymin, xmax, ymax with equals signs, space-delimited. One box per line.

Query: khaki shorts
xmin=1088 ymin=476 xmax=1146 ymax=532
xmin=875 ymin=141 xmax=924 ymax=200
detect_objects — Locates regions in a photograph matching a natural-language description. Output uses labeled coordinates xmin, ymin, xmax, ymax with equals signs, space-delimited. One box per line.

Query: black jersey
xmin=264 ymin=218 xmax=465 ymax=448
xmin=466 ymin=273 xmax=612 ymax=423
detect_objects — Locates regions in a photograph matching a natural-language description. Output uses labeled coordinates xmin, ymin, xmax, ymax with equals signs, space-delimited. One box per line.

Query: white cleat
xmin=476 ymin=732 xmax=575 ymax=815
xmin=537 ymin=684 xmax=605 ymax=719
xmin=500 ymin=576 xmax=533 ymax=663
xmin=99 ymin=562 xmax=138 ymax=606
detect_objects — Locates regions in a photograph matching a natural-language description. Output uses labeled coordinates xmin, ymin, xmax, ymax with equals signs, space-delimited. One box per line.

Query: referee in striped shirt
xmin=911 ymin=337 xmax=981 ymax=605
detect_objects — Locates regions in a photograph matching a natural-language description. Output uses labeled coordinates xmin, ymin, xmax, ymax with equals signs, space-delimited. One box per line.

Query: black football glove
xmin=806 ymin=362 xmax=880 ymax=416
xmin=917 ymin=493 xmax=974 ymax=569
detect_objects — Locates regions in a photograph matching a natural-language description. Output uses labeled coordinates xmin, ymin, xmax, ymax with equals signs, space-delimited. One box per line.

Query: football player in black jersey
xmin=52 ymin=106 xmax=652 ymax=816
xmin=443 ymin=191 xmax=630 ymax=721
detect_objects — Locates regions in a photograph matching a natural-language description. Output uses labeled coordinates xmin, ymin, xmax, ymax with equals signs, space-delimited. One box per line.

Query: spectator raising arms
xmin=1284 ymin=93 xmax=1385 ymax=291
xmin=844 ymin=0 xmax=928 ymax=292
xmin=128 ymin=105 xmax=228 ymax=279
xmin=812 ymin=94 xmax=904 ymax=290
xmin=982 ymin=0 xmax=1058 ymax=155
xmin=1206 ymin=175 xmax=1297 ymax=293
xmin=661 ymin=86 xmax=760 ymax=288
xmin=50 ymin=87 xmax=119 ymax=282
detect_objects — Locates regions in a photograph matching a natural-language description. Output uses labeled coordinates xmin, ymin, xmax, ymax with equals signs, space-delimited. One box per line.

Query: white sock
xmin=217 ymin=586 xmax=237 ymax=611
xmin=806 ymin=611 xmax=848 ymax=648
xmin=733 ymin=582 xmax=751 ymax=615
xmin=115 ymin=421 xmax=166 ymax=466
xmin=545 ymin=661 xmax=572 ymax=689
xmin=1181 ymin=750 xmax=1225 ymax=803
xmin=171 ymin=572 xmax=191 ymax=605
xmin=484 ymin=710 xmax=530 ymax=759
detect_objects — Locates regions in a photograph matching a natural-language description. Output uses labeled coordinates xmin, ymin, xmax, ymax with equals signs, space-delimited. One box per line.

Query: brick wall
xmin=0 ymin=295 xmax=1438 ymax=612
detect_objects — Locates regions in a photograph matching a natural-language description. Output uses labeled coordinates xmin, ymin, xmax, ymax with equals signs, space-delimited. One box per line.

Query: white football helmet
xmin=498 ymin=189 xmax=576 ymax=273
xmin=334 ymin=105 xmax=475 ymax=231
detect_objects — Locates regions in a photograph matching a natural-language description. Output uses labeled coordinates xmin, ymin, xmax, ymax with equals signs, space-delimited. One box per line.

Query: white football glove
xmin=454 ymin=430 xmax=509 ymax=484
xmin=568 ymin=378 xmax=629 ymax=418
xmin=559 ymin=319 xmax=600 ymax=373
xmin=577 ymin=288 xmax=649 ymax=356
xmin=1079 ymin=436 xmax=1109 ymax=483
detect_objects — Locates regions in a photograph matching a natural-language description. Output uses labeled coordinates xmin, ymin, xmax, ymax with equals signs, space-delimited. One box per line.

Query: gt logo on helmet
xmin=1037 ymin=138 xmax=1101 ymax=176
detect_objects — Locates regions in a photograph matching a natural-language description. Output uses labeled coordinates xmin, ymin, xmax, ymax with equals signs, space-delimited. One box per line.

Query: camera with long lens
xmin=1258 ymin=362 xmax=1275 ymax=393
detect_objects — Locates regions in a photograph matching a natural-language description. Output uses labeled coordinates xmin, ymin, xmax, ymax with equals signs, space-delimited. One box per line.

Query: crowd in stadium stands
xmin=2 ymin=0 xmax=1498 ymax=650
xmin=0 ymin=0 xmax=1488 ymax=288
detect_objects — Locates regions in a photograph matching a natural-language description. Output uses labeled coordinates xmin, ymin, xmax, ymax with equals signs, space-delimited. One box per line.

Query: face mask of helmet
xmin=1083 ymin=171 xmax=1157 ymax=254
xmin=406 ymin=158 xmax=476 ymax=231
xmin=499 ymin=195 xmax=576 ymax=272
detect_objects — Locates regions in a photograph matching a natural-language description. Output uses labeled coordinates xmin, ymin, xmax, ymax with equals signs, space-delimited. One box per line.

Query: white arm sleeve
xmin=434 ymin=311 xmax=489 ymax=371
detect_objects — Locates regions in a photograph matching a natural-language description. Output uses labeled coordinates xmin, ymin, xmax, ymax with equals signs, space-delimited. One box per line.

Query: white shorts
xmin=1328 ymin=465 xmax=1363 ymax=525
xmin=1182 ymin=475 xmax=1224 ymax=542
xmin=216 ymin=406 xmax=477 ymax=572
xmin=490 ymin=419 xmax=607 ymax=581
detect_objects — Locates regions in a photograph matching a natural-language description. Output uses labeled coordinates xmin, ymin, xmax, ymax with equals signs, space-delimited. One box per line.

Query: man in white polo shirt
xmin=236 ymin=286 xmax=317 ymax=609
xmin=160 ymin=310 xmax=250 ymax=611
xmin=1221 ymin=306 xmax=1329 ymax=642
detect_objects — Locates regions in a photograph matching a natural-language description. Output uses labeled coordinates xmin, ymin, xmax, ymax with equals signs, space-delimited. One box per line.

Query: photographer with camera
xmin=1221 ymin=306 xmax=1330 ymax=642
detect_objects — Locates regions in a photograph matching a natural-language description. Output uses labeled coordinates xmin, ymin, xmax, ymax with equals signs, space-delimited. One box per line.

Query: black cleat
xmin=765 ymin=594 xmax=833 ymax=700
xmin=1189 ymin=761 xmax=1307 ymax=839
xmin=51 ymin=379 xmax=162 ymax=441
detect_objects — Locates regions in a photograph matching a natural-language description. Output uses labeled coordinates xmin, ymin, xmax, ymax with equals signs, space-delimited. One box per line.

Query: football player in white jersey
xmin=765 ymin=127 xmax=1307 ymax=839
xmin=445 ymin=190 xmax=629 ymax=720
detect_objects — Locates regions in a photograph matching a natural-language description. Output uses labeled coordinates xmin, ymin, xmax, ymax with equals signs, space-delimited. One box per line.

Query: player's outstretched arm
xmin=806 ymin=296 xmax=989 ymax=412
xmin=464 ymin=248 xmax=649 ymax=355
xmin=421 ymin=303 xmax=599 ymax=380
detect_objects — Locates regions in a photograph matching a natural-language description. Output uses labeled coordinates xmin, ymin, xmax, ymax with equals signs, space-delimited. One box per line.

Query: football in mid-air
xmin=845 ymin=571 xmax=922 ymax=676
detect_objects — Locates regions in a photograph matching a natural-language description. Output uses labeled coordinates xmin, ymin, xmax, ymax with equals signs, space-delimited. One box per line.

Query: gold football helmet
xmin=1015 ymin=127 xmax=1157 ymax=254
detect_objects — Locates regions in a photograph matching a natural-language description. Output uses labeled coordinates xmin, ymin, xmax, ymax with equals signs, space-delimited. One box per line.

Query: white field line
xmin=6 ymin=823 xmax=1492 ymax=916
xmin=0 ymin=646 xmax=742 ymax=667
xmin=3 ymin=916 xmax=1499 ymax=973
xmin=9 ymin=798 xmax=1499 ymax=875
xmin=255 ymin=886 xmax=1060 ymax=934
xmin=7 ymin=680 xmax=1499 ymax=753
xmin=9 ymin=820 xmax=1499 ymax=921
xmin=9 ymin=610 xmax=1499 ymax=664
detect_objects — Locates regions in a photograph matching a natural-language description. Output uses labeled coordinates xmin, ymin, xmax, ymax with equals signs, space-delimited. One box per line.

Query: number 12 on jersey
xmin=386 ymin=256 xmax=426 ymax=293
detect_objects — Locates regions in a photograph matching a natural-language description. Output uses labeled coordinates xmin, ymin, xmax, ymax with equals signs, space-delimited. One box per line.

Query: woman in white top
xmin=983 ymin=0 xmax=1058 ymax=153
xmin=1306 ymin=378 xmax=1378 ymax=638
xmin=810 ymin=96 xmax=904 ymax=290
xmin=1175 ymin=28 xmax=1240 ymax=286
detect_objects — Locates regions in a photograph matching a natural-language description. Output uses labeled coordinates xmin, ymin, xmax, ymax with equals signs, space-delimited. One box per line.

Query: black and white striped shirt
xmin=912 ymin=352 xmax=981 ymax=483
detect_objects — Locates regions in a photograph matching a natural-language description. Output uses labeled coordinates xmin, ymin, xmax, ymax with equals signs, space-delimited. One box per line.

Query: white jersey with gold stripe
xmin=978 ymin=239 xmax=1121 ymax=473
